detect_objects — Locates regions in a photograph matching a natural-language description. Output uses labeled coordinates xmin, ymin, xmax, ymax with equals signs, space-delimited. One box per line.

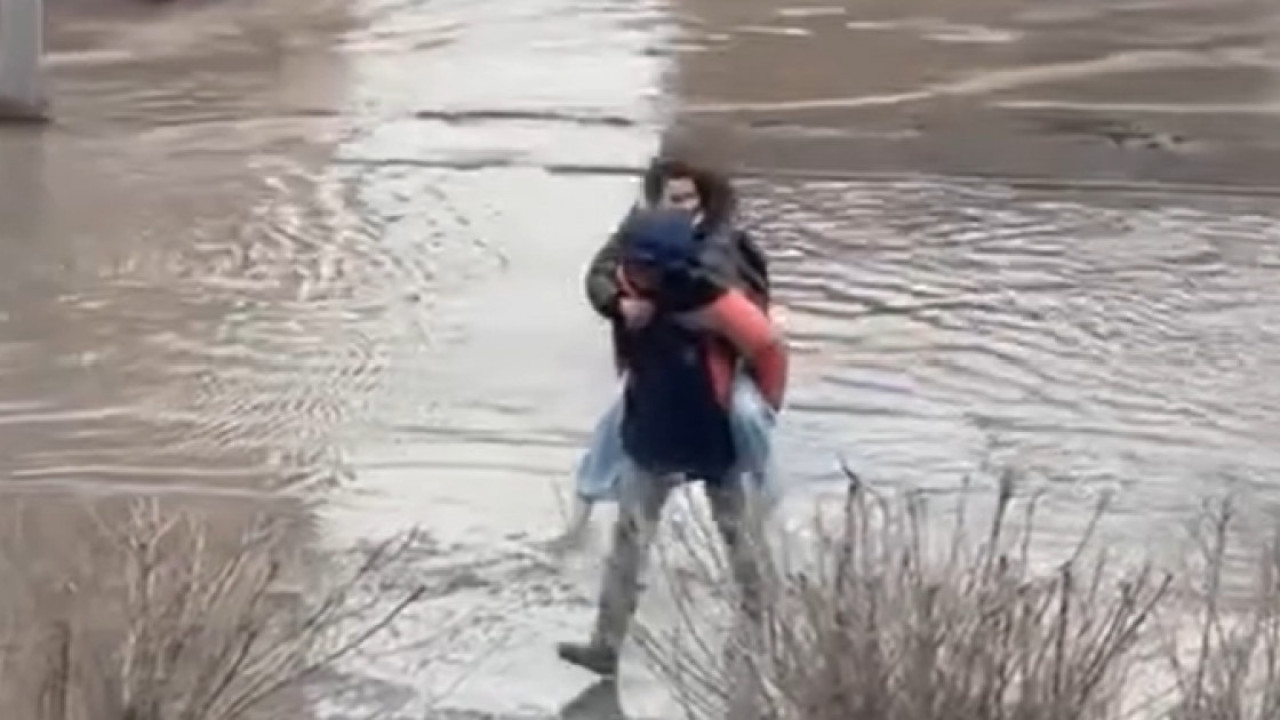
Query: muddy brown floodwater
xmin=3 ymin=0 xmax=1280 ymax=717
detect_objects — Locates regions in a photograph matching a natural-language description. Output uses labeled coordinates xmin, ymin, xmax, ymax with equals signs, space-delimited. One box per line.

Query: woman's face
xmin=658 ymin=177 xmax=701 ymax=214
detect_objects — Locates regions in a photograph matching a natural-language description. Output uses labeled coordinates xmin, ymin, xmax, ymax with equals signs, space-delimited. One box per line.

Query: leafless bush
xmin=634 ymin=466 xmax=1182 ymax=717
xmin=637 ymin=463 xmax=1280 ymax=720
xmin=0 ymin=497 xmax=426 ymax=720
xmin=1157 ymin=500 xmax=1280 ymax=720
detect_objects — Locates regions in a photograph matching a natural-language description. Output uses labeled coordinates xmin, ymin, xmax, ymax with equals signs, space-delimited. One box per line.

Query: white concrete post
xmin=0 ymin=0 xmax=48 ymax=120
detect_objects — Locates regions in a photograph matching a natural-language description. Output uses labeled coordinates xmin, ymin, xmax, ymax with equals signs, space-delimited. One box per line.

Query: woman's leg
xmin=547 ymin=394 xmax=625 ymax=553
xmin=545 ymin=495 xmax=595 ymax=554
xmin=728 ymin=371 xmax=780 ymax=510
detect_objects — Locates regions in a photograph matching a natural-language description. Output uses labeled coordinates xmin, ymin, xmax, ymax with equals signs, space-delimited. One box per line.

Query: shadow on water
xmin=558 ymin=680 xmax=626 ymax=720
xmin=424 ymin=680 xmax=626 ymax=719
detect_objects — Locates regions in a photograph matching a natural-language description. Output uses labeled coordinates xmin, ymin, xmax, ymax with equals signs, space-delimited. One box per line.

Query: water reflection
xmin=745 ymin=179 xmax=1280 ymax=504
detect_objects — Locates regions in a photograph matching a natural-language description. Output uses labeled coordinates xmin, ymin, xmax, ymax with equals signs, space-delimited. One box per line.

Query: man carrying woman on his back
xmin=556 ymin=201 xmax=790 ymax=676
xmin=548 ymin=156 xmax=783 ymax=552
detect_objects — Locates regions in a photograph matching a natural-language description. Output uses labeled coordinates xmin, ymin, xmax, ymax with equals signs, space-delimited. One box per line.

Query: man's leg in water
xmin=704 ymin=476 xmax=764 ymax=622
xmin=558 ymin=464 xmax=672 ymax=675
xmin=705 ymin=474 xmax=770 ymax=719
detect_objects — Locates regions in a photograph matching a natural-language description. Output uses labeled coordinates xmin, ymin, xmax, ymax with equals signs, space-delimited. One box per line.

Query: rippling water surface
xmin=5 ymin=0 xmax=1280 ymax=716
xmin=755 ymin=182 xmax=1280 ymax=515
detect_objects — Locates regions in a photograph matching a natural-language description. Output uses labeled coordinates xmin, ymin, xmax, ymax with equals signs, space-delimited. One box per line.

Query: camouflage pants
xmin=589 ymin=464 xmax=764 ymax=651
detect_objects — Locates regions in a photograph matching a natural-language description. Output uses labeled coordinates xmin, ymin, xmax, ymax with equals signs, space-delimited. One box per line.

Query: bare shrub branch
xmin=0 ymin=497 xmax=428 ymax=720
xmin=638 ymin=466 xmax=1176 ymax=720
xmin=1162 ymin=498 xmax=1280 ymax=720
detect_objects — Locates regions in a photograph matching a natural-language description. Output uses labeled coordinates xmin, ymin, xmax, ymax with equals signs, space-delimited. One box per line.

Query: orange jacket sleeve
xmin=702 ymin=289 xmax=789 ymax=410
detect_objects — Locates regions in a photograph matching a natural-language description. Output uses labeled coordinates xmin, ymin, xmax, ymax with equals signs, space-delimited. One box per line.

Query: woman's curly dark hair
xmin=640 ymin=156 xmax=738 ymax=231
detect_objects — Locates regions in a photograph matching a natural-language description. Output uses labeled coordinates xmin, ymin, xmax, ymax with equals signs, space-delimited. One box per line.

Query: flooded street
xmin=4 ymin=0 xmax=1280 ymax=716
xmin=664 ymin=0 xmax=1280 ymax=551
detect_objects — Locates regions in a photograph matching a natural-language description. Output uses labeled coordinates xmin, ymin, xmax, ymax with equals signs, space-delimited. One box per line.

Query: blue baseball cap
xmin=619 ymin=207 xmax=700 ymax=274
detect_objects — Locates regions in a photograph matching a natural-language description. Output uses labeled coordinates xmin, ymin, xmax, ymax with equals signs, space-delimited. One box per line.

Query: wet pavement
xmin=4 ymin=0 xmax=1280 ymax=717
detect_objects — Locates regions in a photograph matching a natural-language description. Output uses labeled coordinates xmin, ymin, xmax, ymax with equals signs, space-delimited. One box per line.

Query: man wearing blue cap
xmin=557 ymin=207 xmax=789 ymax=677
xmin=549 ymin=158 xmax=779 ymax=553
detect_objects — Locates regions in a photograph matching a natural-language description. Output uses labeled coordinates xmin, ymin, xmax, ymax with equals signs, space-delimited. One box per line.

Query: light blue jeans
xmin=574 ymin=372 xmax=780 ymax=509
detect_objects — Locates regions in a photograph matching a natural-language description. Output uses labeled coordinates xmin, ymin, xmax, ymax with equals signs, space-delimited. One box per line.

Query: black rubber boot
xmin=556 ymin=641 xmax=620 ymax=677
